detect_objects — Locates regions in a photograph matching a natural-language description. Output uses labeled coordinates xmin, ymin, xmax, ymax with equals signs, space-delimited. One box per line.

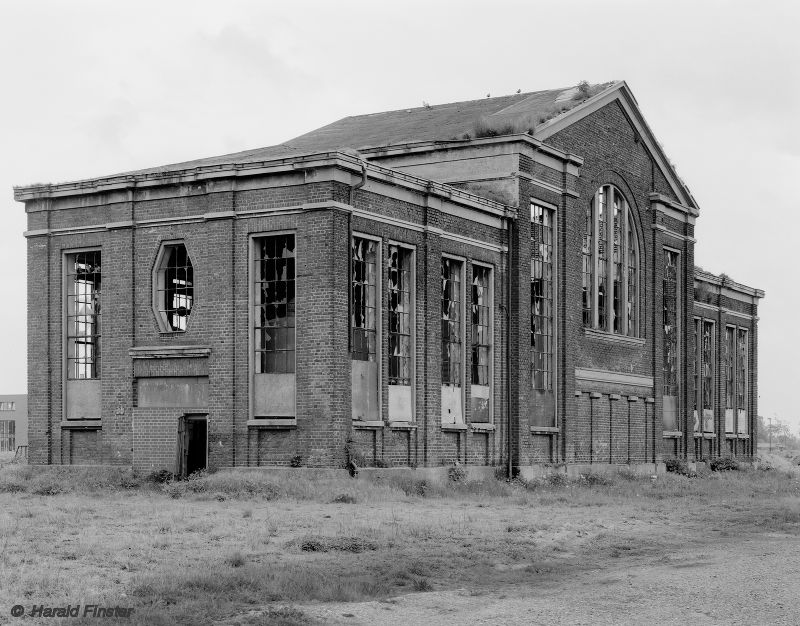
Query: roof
xmin=101 ymin=82 xmax=619 ymax=178
xmin=15 ymin=80 xmax=697 ymax=211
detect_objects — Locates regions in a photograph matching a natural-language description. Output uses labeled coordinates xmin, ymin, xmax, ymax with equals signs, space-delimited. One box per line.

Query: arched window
xmin=582 ymin=185 xmax=640 ymax=336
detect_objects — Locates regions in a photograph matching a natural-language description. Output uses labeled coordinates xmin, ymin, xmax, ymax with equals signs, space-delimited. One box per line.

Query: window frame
xmin=470 ymin=260 xmax=494 ymax=423
xmin=693 ymin=317 xmax=716 ymax=434
xmin=662 ymin=246 xmax=681 ymax=430
xmin=0 ymin=420 xmax=14 ymax=452
xmin=248 ymin=230 xmax=298 ymax=422
xmin=152 ymin=240 xmax=195 ymax=333
xmin=441 ymin=253 xmax=466 ymax=392
xmin=583 ymin=185 xmax=641 ymax=337
xmin=531 ymin=201 xmax=559 ymax=430
xmin=63 ymin=247 xmax=102 ymax=382
xmin=387 ymin=240 xmax=416 ymax=423
xmin=736 ymin=327 xmax=749 ymax=435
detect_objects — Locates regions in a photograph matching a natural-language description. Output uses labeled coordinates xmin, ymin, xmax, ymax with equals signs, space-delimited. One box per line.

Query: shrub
xmin=448 ymin=463 xmax=467 ymax=483
xmin=295 ymin=535 xmax=379 ymax=553
xmin=147 ymin=469 xmax=175 ymax=484
xmin=330 ymin=493 xmax=357 ymax=504
xmin=290 ymin=455 xmax=303 ymax=468
xmin=578 ymin=472 xmax=613 ymax=486
xmin=546 ymin=472 xmax=568 ymax=487
xmin=224 ymin=552 xmax=247 ymax=568
xmin=665 ymin=458 xmax=693 ymax=476
xmin=710 ymin=457 xmax=740 ymax=472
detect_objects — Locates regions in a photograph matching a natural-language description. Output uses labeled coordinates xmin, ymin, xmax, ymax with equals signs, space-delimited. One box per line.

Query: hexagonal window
xmin=153 ymin=242 xmax=194 ymax=332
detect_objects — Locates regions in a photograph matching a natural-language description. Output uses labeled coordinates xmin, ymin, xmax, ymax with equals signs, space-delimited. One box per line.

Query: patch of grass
xmin=472 ymin=115 xmax=535 ymax=138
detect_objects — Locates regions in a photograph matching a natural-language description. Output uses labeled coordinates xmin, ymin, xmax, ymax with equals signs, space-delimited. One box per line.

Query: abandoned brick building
xmin=15 ymin=80 xmax=763 ymax=475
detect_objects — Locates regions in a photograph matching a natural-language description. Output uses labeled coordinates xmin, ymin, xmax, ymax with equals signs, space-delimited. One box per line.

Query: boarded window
xmin=254 ymin=234 xmax=296 ymax=374
xmin=388 ymin=245 xmax=413 ymax=385
xmin=441 ymin=258 xmax=463 ymax=386
xmin=0 ymin=420 xmax=14 ymax=452
xmin=352 ymin=238 xmax=377 ymax=362
xmin=471 ymin=265 xmax=491 ymax=386
xmin=66 ymin=251 xmax=101 ymax=380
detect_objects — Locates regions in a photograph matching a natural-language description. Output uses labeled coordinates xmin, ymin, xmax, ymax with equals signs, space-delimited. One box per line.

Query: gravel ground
xmin=299 ymin=533 xmax=800 ymax=625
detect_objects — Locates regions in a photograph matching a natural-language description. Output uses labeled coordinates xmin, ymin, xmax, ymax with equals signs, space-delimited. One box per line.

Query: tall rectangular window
xmin=388 ymin=245 xmax=413 ymax=386
xmin=612 ymin=198 xmax=622 ymax=333
xmin=597 ymin=189 xmax=608 ymax=329
xmin=582 ymin=204 xmax=593 ymax=327
xmin=254 ymin=234 xmax=296 ymax=374
xmin=532 ymin=205 xmax=556 ymax=428
xmin=531 ymin=205 xmax=554 ymax=392
xmin=692 ymin=318 xmax=700 ymax=432
xmin=66 ymin=251 xmax=101 ymax=380
xmin=724 ymin=326 xmax=735 ymax=433
xmin=352 ymin=238 xmax=378 ymax=362
xmin=441 ymin=258 xmax=463 ymax=386
xmin=662 ymin=249 xmax=679 ymax=430
xmin=471 ymin=265 xmax=491 ymax=387
xmin=702 ymin=320 xmax=715 ymax=433
xmin=0 ymin=421 xmax=14 ymax=452
xmin=737 ymin=329 xmax=748 ymax=434
xmin=626 ymin=217 xmax=638 ymax=336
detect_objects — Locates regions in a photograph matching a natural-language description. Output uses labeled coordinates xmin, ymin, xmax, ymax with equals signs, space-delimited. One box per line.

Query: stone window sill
xmin=388 ymin=421 xmax=417 ymax=430
xmin=663 ymin=430 xmax=683 ymax=438
xmin=584 ymin=328 xmax=646 ymax=347
xmin=441 ymin=423 xmax=468 ymax=432
xmin=248 ymin=418 xmax=297 ymax=429
xmin=693 ymin=432 xmax=716 ymax=439
xmin=352 ymin=420 xmax=384 ymax=430
xmin=530 ymin=426 xmax=559 ymax=434
xmin=470 ymin=423 xmax=495 ymax=432
xmin=60 ymin=420 xmax=102 ymax=430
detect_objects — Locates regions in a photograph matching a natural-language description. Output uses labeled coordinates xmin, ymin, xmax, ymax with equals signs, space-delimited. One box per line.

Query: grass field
xmin=1 ymin=456 xmax=799 ymax=625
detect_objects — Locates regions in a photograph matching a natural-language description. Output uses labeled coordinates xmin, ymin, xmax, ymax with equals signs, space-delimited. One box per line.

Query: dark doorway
xmin=177 ymin=415 xmax=207 ymax=477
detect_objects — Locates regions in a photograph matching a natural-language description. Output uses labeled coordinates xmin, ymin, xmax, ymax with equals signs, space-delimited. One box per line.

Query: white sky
xmin=1 ymin=0 xmax=797 ymax=429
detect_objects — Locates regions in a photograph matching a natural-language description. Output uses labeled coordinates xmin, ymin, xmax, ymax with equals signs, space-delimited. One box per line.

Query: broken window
xmin=692 ymin=318 xmax=700 ymax=432
xmin=352 ymin=237 xmax=378 ymax=362
xmin=737 ymin=328 xmax=748 ymax=434
xmin=702 ymin=320 xmax=715 ymax=432
xmin=471 ymin=265 xmax=491 ymax=387
xmin=662 ymin=249 xmax=679 ymax=429
xmin=581 ymin=203 xmax=593 ymax=327
xmin=155 ymin=243 xmax=194 ymax=332
xmin=441 ymin=257 xmax=463 ymax=386
xmin=531 ymin=205 xmax=554 ymax=392
xmin=0 ymin=420 xmax=14 ymax=452
xmin=0 ymin=402 xmax=15 ymax=411
xmin=388 ymin=245 xmax=413 ymax=385
xmin=724 ymin=326 xmax=735 ymax=433
xmin=583 ymin=185 xmax=640 ymax=336
xmin=597 ymin=188 xmax=608 ymax=329
xmin=66 ymin=251 xmax=101 ymax=379
xmin=254 ymin=234 xmax=296 ymax=374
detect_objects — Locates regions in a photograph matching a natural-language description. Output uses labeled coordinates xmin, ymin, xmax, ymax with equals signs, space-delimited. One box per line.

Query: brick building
xmin=0 ymin=394 xmax=28 ymax=456
xmin=14 ymin=81 xmax=763 ymax=475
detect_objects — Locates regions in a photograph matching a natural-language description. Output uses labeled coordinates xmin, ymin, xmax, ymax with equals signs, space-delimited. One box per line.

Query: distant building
xmin=14 ymin=81 xmax=762 ymax=474
xmin=0 ymin=395 xmax=27 ymax=454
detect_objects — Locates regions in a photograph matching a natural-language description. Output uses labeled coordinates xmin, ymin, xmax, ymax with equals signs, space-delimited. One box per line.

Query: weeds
xmin=710 ymin=458 xmax=740 ymax=472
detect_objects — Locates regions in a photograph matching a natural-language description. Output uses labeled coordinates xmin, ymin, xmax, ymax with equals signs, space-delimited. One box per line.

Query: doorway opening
xmin=177 ymin=414 xmax=207 ymax=477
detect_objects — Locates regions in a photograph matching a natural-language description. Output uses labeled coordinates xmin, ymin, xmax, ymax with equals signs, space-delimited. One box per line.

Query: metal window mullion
xmin=621 ymin=201 xmax=629 ymax=336
xmin=592 ymin=189 xmax=600 ymax=329
xmin=606 ymin=186 xmax=615 ymax=333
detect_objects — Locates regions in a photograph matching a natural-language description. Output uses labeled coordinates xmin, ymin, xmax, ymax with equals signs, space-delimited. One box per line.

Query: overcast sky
xmin=1 ymin=0 xmax=797 ymax=430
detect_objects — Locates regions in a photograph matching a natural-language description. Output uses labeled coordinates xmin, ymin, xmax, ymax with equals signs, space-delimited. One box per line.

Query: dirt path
xmin=294 ymin=533 xmax=800 ymax=625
